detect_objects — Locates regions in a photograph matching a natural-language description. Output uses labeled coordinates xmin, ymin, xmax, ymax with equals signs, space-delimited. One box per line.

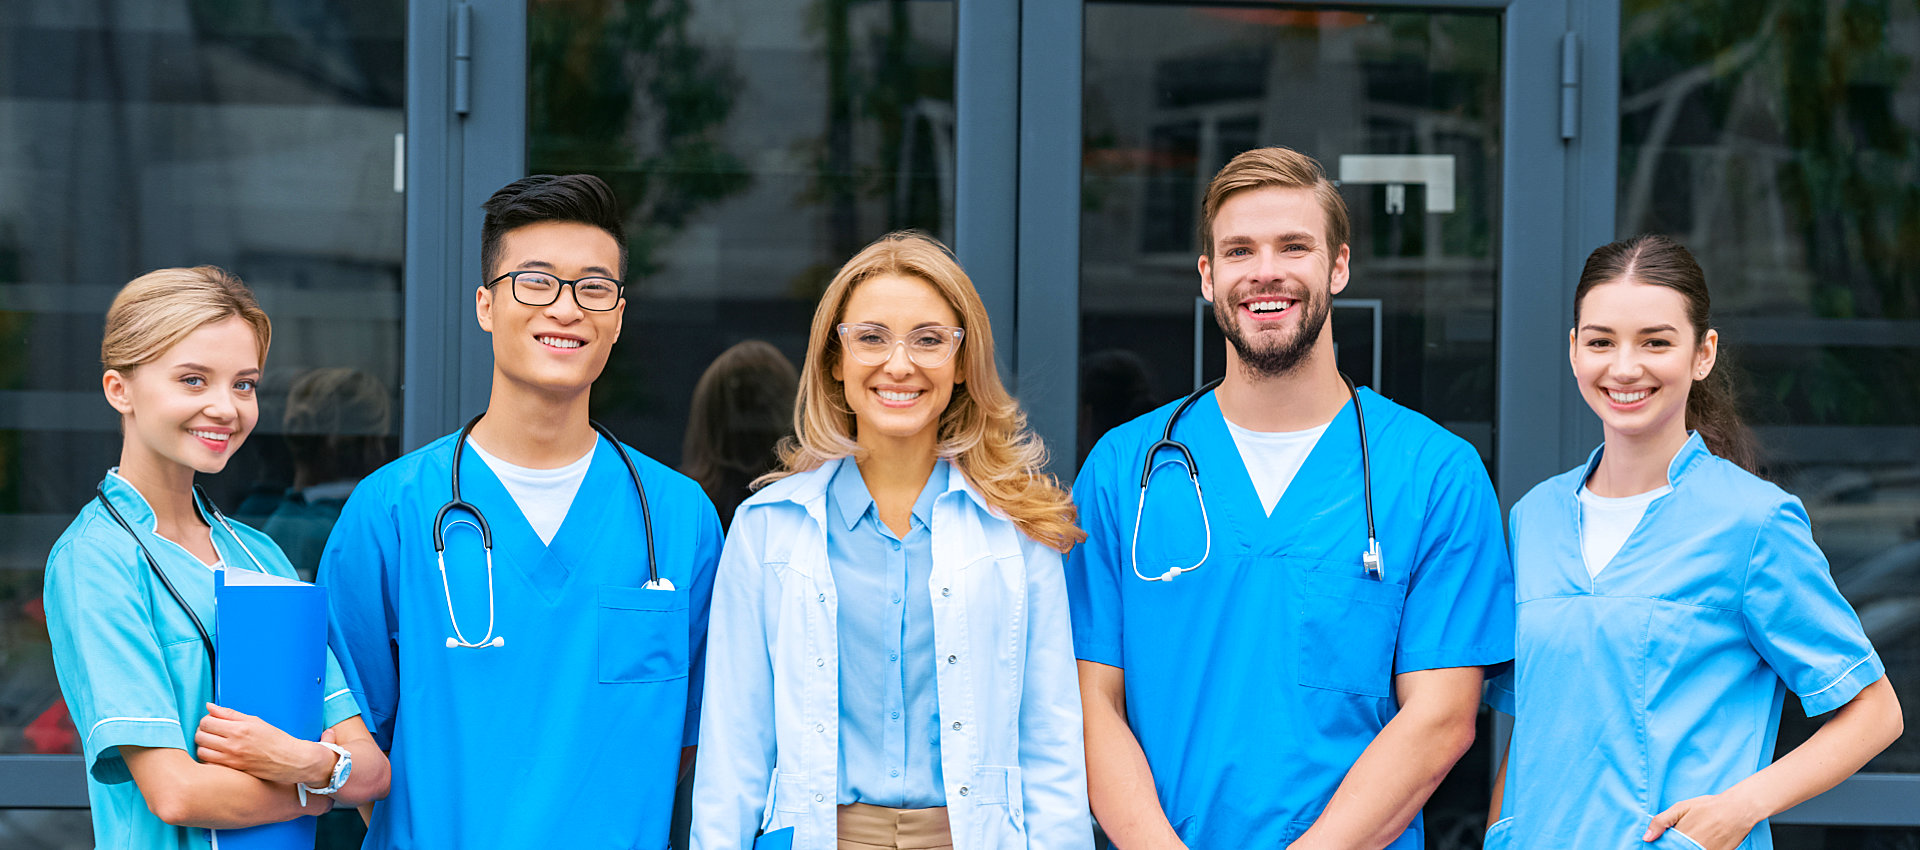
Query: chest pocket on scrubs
xmin=597 ymin=584 xmax=689 ymax=683
xmin=1292 ymin=566 xmax=1405 ymax=698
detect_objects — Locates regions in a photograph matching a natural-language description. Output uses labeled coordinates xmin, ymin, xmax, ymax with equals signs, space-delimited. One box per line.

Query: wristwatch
xmin=297 ymin=741 xmax=353 ymax=806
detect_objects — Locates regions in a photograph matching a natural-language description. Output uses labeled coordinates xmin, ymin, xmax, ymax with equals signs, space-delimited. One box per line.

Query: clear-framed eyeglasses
xmin=486 ymin=270 xmax=624 ymax=312
xmin=836 ymin=323 xmax=965 ymax=368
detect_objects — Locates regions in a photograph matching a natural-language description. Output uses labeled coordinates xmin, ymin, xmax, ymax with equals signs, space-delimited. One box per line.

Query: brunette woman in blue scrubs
xmin=1487 ymin=236 xmax=1903 ymax=850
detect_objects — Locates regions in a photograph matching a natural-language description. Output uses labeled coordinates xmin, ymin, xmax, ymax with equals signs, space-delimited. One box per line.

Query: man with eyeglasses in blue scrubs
xmin=319 ymin=174 xmax=721 ymax=848
xmin=1066 ymin=147 xmax=1515 ymax=849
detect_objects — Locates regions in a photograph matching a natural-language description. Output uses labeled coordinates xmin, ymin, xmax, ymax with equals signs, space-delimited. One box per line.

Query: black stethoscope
xmin=93 ymin=480 xmax=273 ymax=674
xmin=1133 ymin=372 xmax=1380 ymax=582
xmin=432 ymin=414 xmax=666 ymax=649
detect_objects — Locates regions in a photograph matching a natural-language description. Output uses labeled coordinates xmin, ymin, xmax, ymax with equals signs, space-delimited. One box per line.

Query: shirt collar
xmin=1577 ymin=430 xmax=1710 ymax=492
xmin=829 ymin=457 xmax=949 ymax=532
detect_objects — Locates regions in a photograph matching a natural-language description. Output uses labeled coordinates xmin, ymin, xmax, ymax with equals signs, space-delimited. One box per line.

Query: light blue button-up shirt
xmin=827 ymin=459 xmax=947 ymax=808
xmin=692 ymin=457 xmax=1092 ymax=850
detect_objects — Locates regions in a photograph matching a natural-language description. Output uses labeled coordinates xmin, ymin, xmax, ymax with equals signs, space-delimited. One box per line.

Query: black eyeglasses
xmin=486 ymin=270 xmax=624 ymax=312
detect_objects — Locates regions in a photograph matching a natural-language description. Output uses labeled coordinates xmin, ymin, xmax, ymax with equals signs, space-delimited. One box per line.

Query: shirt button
xmin=951 ymin=721 xmax=962 ymax=730
xmin=816 ymin=658 xmax=825 ymax=667
xmin=815 ymin=793 xmax=825 ymax=803
xmin=890 ymin=540 xmax=900 ymax=551
xmin=947 ymin=655 xmax=957 ymax=664
xmin=817 ymin=593 xmax=825 ymax=602
xmin=890 ymin=652 xmax=898 ymax=661
xmin=891 ymin=711 xmax=900 ymax=720
xmin=815 ymin=723 xmax=824 ymax=733
xmin=940 ymin=587 xmax=950 ymax=597
xmin=891 ymin=593 xmax=901 ymax=604
xmin=958 ymin=786 xmax=969 ymax=796
xmin=891 ymin=769 xmax=900 ymax=777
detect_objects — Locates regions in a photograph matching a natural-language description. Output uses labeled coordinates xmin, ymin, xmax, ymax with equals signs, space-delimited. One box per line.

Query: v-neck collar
xmin=456 ymin=435 xmax=630 ymax=601
xmin=1565 ymin=432 xmax=1706 ymax=589
xmin=102 ymin=469 xmax=243 ymax=571
xmin=1183 ymin=390 xmax=1361 ymax=551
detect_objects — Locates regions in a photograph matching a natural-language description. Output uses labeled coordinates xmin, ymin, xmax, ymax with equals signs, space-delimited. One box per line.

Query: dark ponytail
xmin=1575 ymin=235 xmax=1760 ymax=473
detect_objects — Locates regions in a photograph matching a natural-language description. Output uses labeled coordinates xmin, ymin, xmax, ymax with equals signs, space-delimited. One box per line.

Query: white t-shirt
xmin=1223 ymin=418 xmax=1330 ymax=516
xmin=467 ymin=440 xmax=595 ymax=545
xmin=1578 ymin=484 xmax=1671 ymax=577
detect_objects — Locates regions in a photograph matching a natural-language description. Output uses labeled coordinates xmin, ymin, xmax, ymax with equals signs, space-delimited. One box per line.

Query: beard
xmin=1213 ymin=276 xmax=1333 ymax=378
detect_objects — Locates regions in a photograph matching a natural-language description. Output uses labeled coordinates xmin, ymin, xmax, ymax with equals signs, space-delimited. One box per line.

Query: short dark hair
xmin=479 ymin=174 xmax=627 ymax=280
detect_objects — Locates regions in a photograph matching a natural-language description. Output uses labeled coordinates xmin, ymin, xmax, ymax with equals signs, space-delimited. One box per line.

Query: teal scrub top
xmin=45 ymin=471 xmax=360 ymax=850
xmin=1488 ymin=434 xmax=1885 ymax=850
xmin=1065 ymin=388 xmax=1515 ymax=848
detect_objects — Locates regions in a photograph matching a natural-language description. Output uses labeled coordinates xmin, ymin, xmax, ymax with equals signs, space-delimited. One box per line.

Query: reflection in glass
xmin=529 ymin=0 xmax=956 ymax=466
xmin=1620 ymin=0 xmax=1920 ymax=773
xmin=234 ymin=368 xmax=396 ymax=582
xmin=681 ymin=340 xmax=799 ymax=530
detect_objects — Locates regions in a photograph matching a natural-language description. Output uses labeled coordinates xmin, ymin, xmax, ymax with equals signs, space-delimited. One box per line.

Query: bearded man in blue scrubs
xmin=1066 ymin=147 xmax=1514 ymax=849
xmin=318 ymin=174 xmax=720 ymax=848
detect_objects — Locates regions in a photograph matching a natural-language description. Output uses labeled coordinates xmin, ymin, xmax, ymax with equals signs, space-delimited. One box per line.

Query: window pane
xmin=0 ymin=809 xmax=91 ymax=849
xmin=0 ymin=1 xmax=405 ymax=755
xmin=1620 ymin=0 xmax=1920 ymax=774
xmin=527 ymin=0 xmax=956 ymax=525
xmin=1080 ymin=6 xmax=1502 ymax=470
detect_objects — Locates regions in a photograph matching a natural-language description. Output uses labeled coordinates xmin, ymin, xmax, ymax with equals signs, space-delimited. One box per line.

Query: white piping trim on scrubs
xmin=323 ymin=688 xmax=353 ymax=702
xmin=86 ymin=716 xmax=183 ymax=748
xmin=1800 ymin=655 xmax=1874 ymax=700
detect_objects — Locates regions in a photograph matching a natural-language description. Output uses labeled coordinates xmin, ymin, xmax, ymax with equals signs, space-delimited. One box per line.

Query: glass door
xmin=1078 ymin=7 xmax=1504 ymax=472
xmin=525 ymin=0 xmax=957 ymax=520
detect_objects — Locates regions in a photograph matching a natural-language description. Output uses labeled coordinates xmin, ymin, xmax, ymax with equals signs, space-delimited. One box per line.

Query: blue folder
xmin=755 ymin=827 xmax=795 ymax=850
xmin=210 ymin=568 xmax=329 ymax=850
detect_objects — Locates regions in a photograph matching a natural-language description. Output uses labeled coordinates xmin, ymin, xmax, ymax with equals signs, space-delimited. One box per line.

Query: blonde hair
xmin=102 ymin=266 xmax=271 ymax=373
xmin=1200 ymin=146 xmax=1349 ymax=256
xmin=759 ymin=232 xmax=1085 ymax=553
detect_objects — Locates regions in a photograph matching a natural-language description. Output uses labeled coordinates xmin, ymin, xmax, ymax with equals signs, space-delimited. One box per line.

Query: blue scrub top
xmin=827 ymin=458 xmax=946 ymax=808
xmin=45 ymin=471 xmax=360 ymax=850
xmin=319 ymin=431 xmax=720 ymax=850
xmin=1488 ymin=434 xmax=1884 ymax=850
xmin=1066 ymin=389 xmax=1514 ymax=848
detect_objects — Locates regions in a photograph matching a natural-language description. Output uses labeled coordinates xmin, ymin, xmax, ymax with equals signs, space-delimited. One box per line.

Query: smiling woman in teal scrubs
xmin=1488 ymin=236 xmax=1904 ymax=850
xmin=45 ymin=267 xmax=389 ymax=850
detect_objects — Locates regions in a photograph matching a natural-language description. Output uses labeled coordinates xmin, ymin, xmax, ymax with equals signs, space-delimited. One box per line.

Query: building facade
xmin=1 ymin=1 xmax=1915 ymax=846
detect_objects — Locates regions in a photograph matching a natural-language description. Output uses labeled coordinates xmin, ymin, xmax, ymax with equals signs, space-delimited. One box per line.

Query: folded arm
xmin=122 ymin=744 xmax=331 ymax=829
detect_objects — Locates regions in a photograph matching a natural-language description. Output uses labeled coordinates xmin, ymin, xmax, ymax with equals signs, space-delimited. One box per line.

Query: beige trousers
xmin=834 ymin=802 xmax=954 ymax=850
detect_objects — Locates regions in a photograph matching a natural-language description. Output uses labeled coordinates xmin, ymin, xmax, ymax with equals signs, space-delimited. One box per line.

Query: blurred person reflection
xmin=1077 ymin=349 xmax=1157 ymax=467
xmin=681 ymin=340 xmax=800 ymax=531
xmin=261 ymin=368 xmax=395 ymax=582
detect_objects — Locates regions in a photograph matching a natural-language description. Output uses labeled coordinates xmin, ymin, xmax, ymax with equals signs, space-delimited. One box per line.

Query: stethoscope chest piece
xmin=434 ymin=414 xmax=666 ymax=650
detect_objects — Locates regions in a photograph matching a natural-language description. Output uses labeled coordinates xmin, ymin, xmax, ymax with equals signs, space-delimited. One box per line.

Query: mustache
xmin=1232 ymin=286 xmax=1312 ymax=302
